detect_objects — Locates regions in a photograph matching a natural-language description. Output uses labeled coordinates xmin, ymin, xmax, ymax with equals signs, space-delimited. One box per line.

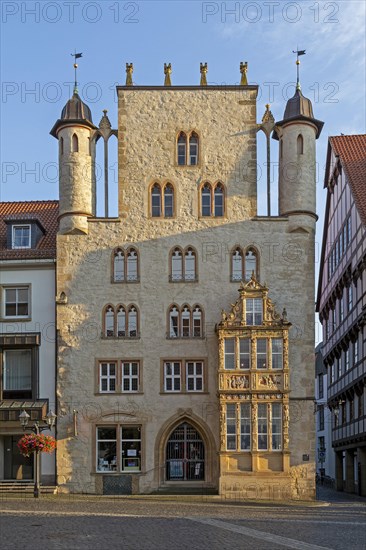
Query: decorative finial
xmin=70 ymin=51 xmax=83 ymax=94
xmin=240 ymin=61 xmax=248 ymax=85
xmin=200 ymin=62 xmax=208 ymax=86
xmin=282 ymin=307 xmax=288 ymax=322
xmin=261 ymin=104 xmax=275 ymax=124
xmin=164 ymin=63 xmax=172 ymax=86
xmin=126 ymin=63 xmax=133 ymax=86
xmin=292 ymin=49 xmax=306 ymax=91
xmin=99 ymin=109 xmax=112 ymax=130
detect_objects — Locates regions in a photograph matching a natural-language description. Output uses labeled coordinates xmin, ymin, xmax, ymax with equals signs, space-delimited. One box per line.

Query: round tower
xmin=273 ymin=86 xmax=323 ymax=220
xmin=50 ymin=90 xmax=97 ymax=234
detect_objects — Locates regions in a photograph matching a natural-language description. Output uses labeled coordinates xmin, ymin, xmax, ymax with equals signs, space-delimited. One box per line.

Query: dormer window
xmin=12 ymin=225 xmax=31 ymax=249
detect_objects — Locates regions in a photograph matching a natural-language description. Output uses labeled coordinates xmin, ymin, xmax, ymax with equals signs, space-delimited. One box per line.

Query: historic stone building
xmin=52 ymin=63 xmax=323 ymax=498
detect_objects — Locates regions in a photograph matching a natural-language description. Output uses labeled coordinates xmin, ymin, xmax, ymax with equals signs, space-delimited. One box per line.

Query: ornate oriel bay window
xmin=217 ymin=276 xmax=291 ymax=475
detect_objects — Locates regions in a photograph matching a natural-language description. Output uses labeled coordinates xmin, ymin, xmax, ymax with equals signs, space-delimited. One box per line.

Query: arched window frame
xmin=177 ymin=132 xmax=187 ymax=165
xmin=188 ymin=132 xmax=199 ymax=166
xmin=184 ymin=246 xmax=197 ymax=282
xmin=170 ymin=247 xmax=183 ymax=281
xmin=151 ymin=182 xmax=162 ymax=217
xmin=126 ymin=247 xmax=139 ymax=282
xmin=72 ymin=133 xmax=79 ymax=153
xmin=201 ymin=182 xmax=212 ymax=217
xmin=103 ymin=305 xmax=115 ymax=337
xmin=113 ymin=248 xmax=125 ymax=282
xmin=168 ymin=304 xmax=180 ymax=338
xmin=213 ymin=181 xmax=225 ymax=217
xmin=116 ymin=304 xmax=126 ymax=337
xmin=192 ymin=304 xmax=203 ymax=337
xmin=112 ymin=247 xmax=139 ymax=283
xmin=127 ymin=304 xmax=139 ymax=338
xmin=231 ymin=246 xmax=243 ymax=282
xmin=163 ymin=183 xmax=174 ymax=218
xmin=297 ymin=134 xmax=304 ymax=155
xmin=167 ymin=304 xmax=204 ymax=338
xmin=176 ymin=131 xmax=200 ymax=166
xmin=181 ymin=304 xmax=191 ymax=338
xmin=200 ymin=181 xmax=226 ymax=218
xmin=150 ymin=181 xmax=175 ymax=218
xmin=244 ymin=247 xmax=259 ymax=281
xmin=169 ymin=246 xmax=197 ymax=282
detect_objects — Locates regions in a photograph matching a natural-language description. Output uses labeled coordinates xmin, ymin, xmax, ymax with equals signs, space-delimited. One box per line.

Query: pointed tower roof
xmin=50 ymin=90 xmax=97 ymax=138
xmin=272 ymin=87 xmax=323 ymax=140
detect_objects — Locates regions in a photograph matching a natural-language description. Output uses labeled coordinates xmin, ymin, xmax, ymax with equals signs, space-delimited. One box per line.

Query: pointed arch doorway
xmin=166 ymin=422 xmax=205 ymax=481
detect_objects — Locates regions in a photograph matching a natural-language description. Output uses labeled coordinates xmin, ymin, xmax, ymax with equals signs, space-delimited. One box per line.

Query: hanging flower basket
xmin=18 ymin=434 xmax=57 ymax=457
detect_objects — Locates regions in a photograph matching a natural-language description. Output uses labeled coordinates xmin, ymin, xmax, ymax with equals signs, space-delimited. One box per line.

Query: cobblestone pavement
xmin=0 ymin=489 xmax=365 ymax=550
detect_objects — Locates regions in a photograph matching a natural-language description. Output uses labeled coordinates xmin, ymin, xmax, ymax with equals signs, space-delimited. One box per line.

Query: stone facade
xmin=54 ymin=81 xmax=320 ymax=499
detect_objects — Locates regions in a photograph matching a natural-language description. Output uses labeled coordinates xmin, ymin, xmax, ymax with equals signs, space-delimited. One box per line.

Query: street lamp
xmin=19 ymin=409 xmax=56 ymax=498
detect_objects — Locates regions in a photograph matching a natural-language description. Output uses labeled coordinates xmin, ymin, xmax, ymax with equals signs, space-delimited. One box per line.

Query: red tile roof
xmin=0 ymin=201 xmax=59 ymax=260
xmin=329 ymin=135 xmax=366 ymax=225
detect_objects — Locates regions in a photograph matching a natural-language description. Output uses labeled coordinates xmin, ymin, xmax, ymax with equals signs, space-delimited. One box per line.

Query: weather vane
xmin=71 ymin=51 xmax=83 ymax=94
xmin=292 ymin=48 xmax=306 ymax=90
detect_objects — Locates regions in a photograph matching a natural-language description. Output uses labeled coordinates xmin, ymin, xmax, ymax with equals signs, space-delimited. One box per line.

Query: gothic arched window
xmin=113 ymin=248 xmax=125 ymax=282
xmin=128 ymin=305 xmax=138 ymax=337
xmin=177 ymin=132 xmax=187 ymax=165
xmin=297 ymin=134 xmax=304 ymax=155
xmin=164 ymin=183 xmax=174 ymax=218
xmin=189 ymin=132 xmax=199 ymax=165
xmin=104 ymin=305 xmax=115 ymax=337
xmin=151 ymin=183 xmax=162 ymax=217
xmin=72 ymin=133 xmax=79 ymax=153
xmin=171 ymin=248 xmax=183 ymax=281
xmin=232 ymin=247 xmax=243 ymax=281
xmin=201 ymin=183 xmax=212 ymax=216
xmin=117 ymin=305 xmax=126 ymax=337
xmin=214 ymin=183 xmax=224 ymax=217
xmin=245 ymin=248 xmax=258 ymax=281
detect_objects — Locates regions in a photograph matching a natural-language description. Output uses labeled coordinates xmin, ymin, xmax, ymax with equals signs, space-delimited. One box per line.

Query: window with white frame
xmin=151 ymin=183 xmax=174 ymax=218
xmin=170 ymin=247 xmax=197 ymax=282
xmin=103 ymin=304 xmax=139 ymax=338
xmin=12 ymin=225 xmax=31 ymax=249
xmin=164 ymin=361 xmax=181 ymax=392
xmin=169 ymin=306 xmax=179 ymax=338
xmin=122 ymin=361 xmax=139 ymax=392
xmin=200 ymin=182 xmax=225 ymax=217
xmin=232 ymin=248 xmax=243 ymax=281
xmin=245 ymin=298 xmax=262 ymax=325
xmin=177 ymin=132 xmax=187 ymax=165
xmin=186 ymin=361 xmax=203 ymax=391
xmin=171 ymin=248 xmax=183 ymax=280
xmin=3 ymin=287 xmax=30 ymax=318
xmin=99 ymin=362 xmax=117 ymax=392
xmin=168 ymin=304 xmax=203 ymax=338
xmin=112 ymin=247 xmax=139 ymax=283
xmin=189 ymin=133 xmax=199 ymax=165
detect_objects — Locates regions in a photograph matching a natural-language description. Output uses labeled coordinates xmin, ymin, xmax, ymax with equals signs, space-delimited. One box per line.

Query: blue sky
xmin=1 ymin=0 xmax=365 ymax=341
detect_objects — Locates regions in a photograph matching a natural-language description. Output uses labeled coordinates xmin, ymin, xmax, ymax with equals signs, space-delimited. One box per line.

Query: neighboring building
xmin=0 ymin=201 xmax=58 ymax=485
xmin=316 ymin=134 xmax=366 ymax=496
xmin=315 ymin=343 xmax=335 ymax=481
xmin=52 ymin=66 xmax=323 ymax=498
